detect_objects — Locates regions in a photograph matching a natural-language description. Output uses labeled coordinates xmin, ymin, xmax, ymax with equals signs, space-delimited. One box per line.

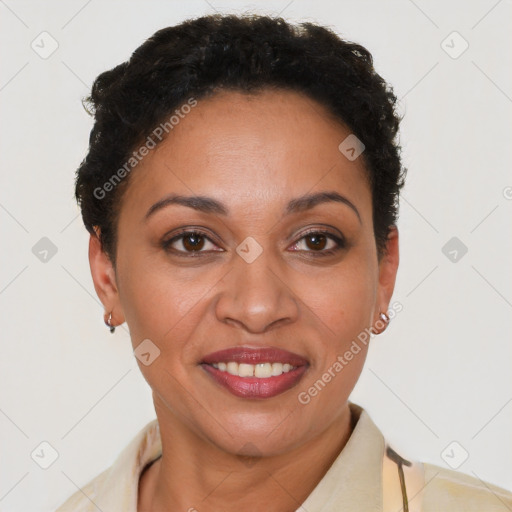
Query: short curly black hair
xmin=75 ymin=13 xmax=406 ymax=267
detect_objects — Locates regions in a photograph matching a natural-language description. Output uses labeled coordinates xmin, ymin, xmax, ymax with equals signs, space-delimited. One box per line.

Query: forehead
xmin=119 ymin=88 xmax=371 ymax=219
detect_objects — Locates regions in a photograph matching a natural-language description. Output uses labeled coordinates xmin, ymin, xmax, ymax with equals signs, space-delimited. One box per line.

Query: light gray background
xmin=1 ymin=1 xmax=511 ymax=510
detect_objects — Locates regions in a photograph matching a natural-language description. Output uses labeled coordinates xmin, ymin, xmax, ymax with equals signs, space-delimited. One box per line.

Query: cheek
xmin=306 ymin=254 xmax=378 ymax=345
xmin=119 ymin=238 xmax=378 ymax=348
xmin=294 ymin=260 xmax=375 ymax=420
xmin=117 ymin=265 xmax=214 ymax=394
xmin=117 ymin=253 xmax=223 ymax=348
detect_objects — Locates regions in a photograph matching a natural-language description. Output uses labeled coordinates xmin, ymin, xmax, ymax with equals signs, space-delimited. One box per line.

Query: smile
xmin=210 ymin=361 xmax=297 ymax=378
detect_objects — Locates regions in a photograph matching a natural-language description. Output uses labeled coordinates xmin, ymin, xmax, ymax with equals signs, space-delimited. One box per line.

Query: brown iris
xmin=304 ymin=233 xmax=328 ymax=251
xmin=182 ymin=233 xmax=206 ymax=251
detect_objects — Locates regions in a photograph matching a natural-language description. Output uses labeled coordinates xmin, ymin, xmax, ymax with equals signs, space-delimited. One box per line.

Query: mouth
xmin=200 ymin=346 xmax=309 ymax=399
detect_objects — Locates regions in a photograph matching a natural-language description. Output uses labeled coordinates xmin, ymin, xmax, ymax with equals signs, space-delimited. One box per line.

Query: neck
xmin=138 ymin=398 xmax=355 ymax=512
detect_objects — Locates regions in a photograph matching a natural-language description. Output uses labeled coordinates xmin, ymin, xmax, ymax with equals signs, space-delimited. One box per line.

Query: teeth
xmin=210 ymin=361 xmax=297 ymax=378
xmin=271 ymin=362 xmax=283 ymax=376
xmin=238 ymin=363 xmax=254 ymax=377
xmin=255 ymin=363 xmax=272 ymax=378
xmin=227 ymin=362 xmax=238 ymax=375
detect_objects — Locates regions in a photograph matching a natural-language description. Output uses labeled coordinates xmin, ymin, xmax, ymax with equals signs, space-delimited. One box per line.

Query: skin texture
xmin=89 ymin=89 xmax=399 ymax=512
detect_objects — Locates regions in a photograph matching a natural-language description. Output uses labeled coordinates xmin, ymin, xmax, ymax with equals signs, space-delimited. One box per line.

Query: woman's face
xmin=91 ymin=89 xmax=398 ymax=457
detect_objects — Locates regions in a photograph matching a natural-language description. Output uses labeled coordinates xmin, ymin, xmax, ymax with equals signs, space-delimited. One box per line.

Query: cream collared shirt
xmin=56 ymin=402 xmax=512 ymax=511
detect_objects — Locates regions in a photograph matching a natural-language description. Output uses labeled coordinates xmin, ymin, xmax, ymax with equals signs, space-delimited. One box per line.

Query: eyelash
xmin=162 ymin=228 xmax=346 ymax=258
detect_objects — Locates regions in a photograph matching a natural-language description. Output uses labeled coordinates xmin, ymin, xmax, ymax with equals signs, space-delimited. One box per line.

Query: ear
xmin=373 ymin=226 xmax=399 ymax=324
xmin=89 ymin=228 xmax=125 ymax=327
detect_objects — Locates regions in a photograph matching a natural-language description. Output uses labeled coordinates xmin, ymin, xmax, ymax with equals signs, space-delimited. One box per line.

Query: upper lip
xmin=201 ymin=346 xmax=309 ymax=366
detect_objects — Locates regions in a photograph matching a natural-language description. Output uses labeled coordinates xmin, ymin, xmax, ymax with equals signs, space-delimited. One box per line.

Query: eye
xmin=162 ymin=228 xmax=346 ymax=257
xmin=289 ymin=230 xmax=345 ymax=256
xmin=162 ymin=230 xmax=222 ymax=256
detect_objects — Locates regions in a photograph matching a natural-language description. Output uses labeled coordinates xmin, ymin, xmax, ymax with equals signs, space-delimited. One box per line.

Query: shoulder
xmin=422 ymin=462 xmax=512 ymax=511
xmin=55 ymin=419 xmax=162 ymax=511
xmin=55 ymin=466 xmax=110 ymax=512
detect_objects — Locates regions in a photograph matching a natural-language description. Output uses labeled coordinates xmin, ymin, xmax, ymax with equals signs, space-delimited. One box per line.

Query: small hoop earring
xmin=373 ymin=311 xmax=390 ymax=335
xmin=380 ymin=312 xmax=390 ymax=324
xmin=104 ymin=312 xmax=116 ymax=334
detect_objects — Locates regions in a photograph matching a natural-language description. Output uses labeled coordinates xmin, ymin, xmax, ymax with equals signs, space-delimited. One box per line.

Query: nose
xmin=214 ymin=245 xmax=299 ymax=334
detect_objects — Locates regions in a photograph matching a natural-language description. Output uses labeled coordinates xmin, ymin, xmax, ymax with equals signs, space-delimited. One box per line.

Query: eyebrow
xmin=144 ymin=191 xmax=361 ymax=223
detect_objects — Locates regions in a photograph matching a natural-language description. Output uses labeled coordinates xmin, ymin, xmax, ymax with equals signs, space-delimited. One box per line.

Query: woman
xmin=56 ymin=13 xmax=512 ymax=512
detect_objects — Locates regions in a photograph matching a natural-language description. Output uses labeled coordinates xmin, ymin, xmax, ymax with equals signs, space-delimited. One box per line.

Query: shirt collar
xmin=93 ymin=417 xmax=162 ymax=510
xmin=297 ymin=401 xmax=383 ymax=512
xmin=93 ymin=401 xmax=383 ymax=512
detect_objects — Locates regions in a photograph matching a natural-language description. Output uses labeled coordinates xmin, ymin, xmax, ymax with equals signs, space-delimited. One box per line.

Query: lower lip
xmin=201 ymin=364 xmax=308 ymax=399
